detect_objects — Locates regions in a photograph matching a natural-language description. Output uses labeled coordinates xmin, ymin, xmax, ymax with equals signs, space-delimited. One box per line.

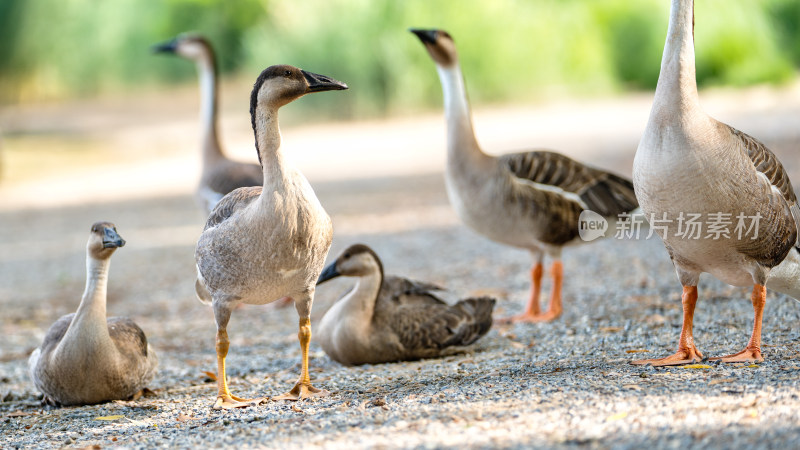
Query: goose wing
xmin=30 ymin=314 xmax=75 ymax=367
xmin=501 ymin=150 xmax=638 ymax=217
xmin=377 ymin=276 xmax=494 ymax=351
xmin=727 ymin=125 xmax=800 ymax=250
xmin=203 ymin=186 xmax=262 ymax=231
xmin=108 ymin=317 xmax=151 ymax=357
xmin=383 ymin=275 xmax=446 ymax=306
xmin=386 ymin=297 xmax=494 ymax=351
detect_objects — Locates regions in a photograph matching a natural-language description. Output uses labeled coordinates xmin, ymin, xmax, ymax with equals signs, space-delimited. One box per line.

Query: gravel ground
xmin=3 ymin=169 xmax=800 ymax=449
xmin=2 ymin=88 xmax=800 ymax=448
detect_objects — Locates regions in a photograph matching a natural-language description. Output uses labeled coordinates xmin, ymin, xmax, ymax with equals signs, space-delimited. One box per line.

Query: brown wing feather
xmin=729 ymin=125 xmax=798 ymax=206
xmin=378 ymin=280 xmax=495 ymax=354
xmin=203 ymin=186 xmax=262 ymax=230
xmin=726 ymin=124 xmax=799 ymax=263
xmin=501 ymin=150 xmax=638 ymax=217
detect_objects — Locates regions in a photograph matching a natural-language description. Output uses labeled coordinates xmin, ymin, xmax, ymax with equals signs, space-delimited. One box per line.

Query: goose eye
xmin=284 ymin=70 xmax=292 ymax=78
xmin=343 ymin=253 xmax=351 ymax=259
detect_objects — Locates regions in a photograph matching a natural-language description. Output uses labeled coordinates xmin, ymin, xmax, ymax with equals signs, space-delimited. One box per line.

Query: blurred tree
xmin=0 ymin=0 xmax=797 ymax=115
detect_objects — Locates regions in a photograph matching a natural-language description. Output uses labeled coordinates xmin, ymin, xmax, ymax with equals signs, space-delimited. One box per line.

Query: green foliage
xmin=0 ymin=0 xmax=798 ymax=115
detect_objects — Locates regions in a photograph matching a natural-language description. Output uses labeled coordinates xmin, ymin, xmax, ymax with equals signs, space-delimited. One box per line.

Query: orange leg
xmin=273 ymin=317 xmax=330 ymax=401
xmin=709 ymin=285 xmax=765 ymax=363
xmin=632 ymin=285 xmax=704 ymax=366
xmin=498 ymin=261 xmax=563 ymax=323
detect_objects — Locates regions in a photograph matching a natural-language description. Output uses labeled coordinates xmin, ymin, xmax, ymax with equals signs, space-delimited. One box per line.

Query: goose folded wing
xmin=728 ymin=124 xmax=800 ymax=247
xmin=203 ymin=186 xmax=262 ymax=230
xmin=501 ymin=150 xmax=638 ymax=217
xmin=387 ymin=299 xmax=490 ymax=352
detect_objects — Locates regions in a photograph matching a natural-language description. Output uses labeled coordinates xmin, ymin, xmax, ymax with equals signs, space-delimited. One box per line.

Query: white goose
xmin=153 ymin=34 xmax=263 ymax=215
xmin=195 ymin=65 xmax=347 ymax=409
xmin=411 ymin=29 xmax=639 ymax=323
xmin=632 ymin=0 xmax=800 ymax=366
xmin=28 ymin=222 xmax=158 ymax=406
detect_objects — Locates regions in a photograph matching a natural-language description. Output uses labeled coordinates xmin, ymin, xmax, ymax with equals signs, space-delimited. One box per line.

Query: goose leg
xmin=632 ymin=285 xmax=704 ymax=366
xmin=709 ymin=285 xmax=765 ymax=363
xmin=496 ymin=262 xmax=543 ymax=323
xmin=498 ymin=260 xmax=563 ymax=323
xmin=273 ymin=299 xmax=329 ymax=401
xmin=212 ymin=302 xmax=263 ymax=410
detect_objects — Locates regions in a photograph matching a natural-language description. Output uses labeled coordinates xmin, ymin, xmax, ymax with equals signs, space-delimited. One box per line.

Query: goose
xmin=153 ymin=34 xmax=263 ymax=215
xmin=410 ymin=29 xmax=639 ymax=324
xmin=631 ymin=0 xmax=800 ymax=366
xmin=28 ymin=222 xmax=158 ymax=406
xmin=195 ymin=64 xmax=347 ymax=409
xmin=315 ymin=244 xmax=496 ymax=366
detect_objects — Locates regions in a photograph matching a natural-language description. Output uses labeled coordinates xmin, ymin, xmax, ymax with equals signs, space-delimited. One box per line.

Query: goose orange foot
xmin=273 ymin=382 xmax=330 ymax=401
xmin=213 ymin=394 xmax=265 ymax=410
xmin=709 ymin=348 xmax=763 ymax=363
xmin=631 ymin=346 xmax=704 ymax=366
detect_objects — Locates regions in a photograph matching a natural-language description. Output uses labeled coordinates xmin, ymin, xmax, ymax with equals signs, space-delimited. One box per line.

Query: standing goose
xmin=411 ymin=29 xmax=639 ymax=323
xmin=632 ymin=0 xmax=800 ymax=366
xmin=153 ymin=34 xmax=263 ymax=215
xmin=316 ymin=244 xmax=496 ymax=366
xmin=28 ymin=222 xmax=158 ymax=406
xmin=195 ymin=65 xmax=347 ymax=409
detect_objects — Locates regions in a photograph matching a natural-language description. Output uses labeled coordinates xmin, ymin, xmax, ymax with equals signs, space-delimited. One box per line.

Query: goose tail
xmin=445 ymin=296 xmax=496 ymax=347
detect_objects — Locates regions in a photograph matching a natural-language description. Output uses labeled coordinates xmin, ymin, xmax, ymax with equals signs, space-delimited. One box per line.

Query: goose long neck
xmin=652 ymin=0 xmax=701 ymax=118
xmin=68 ymin=254 xmax=112 ymax=342
xmin=197 ymin=53 xmax=224 ymax=165
xmin=341 ymin=270 xmax=383 ymax=323
xmin=436 ymin=64 xmax=488 ymax=165
xmin=253 ymin=106 xmax=284 ymax=186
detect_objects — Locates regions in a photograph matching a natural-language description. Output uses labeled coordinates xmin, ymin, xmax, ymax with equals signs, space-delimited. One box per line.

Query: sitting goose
xmin=411 ymin=29 xmax=639 ymax=323
xmin=28 ymin=222 xmax=158 ymax=406
xmin=153 ymin=34 xmax=263 ymax=215
xmin=195 ymin=65 xmax=347 ymax=409
xmin=632 ymin=0 xmax=800 ymax=366
xmin=316 ymin=244 xmax=496 ymax=366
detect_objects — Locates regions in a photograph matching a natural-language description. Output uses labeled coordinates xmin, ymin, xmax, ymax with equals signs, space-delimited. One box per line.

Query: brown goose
xmin=195 ymin=65 xmax=347 ymax=409
xmin=632 ymin=0 xmax=800 ymax=366
xmin=28 ymin=222 xmax=158 ymax=406
xmin=411 ymin=29 xmax=638 ymax=323
xmin=316 ymin=244 xmax=495 ymax=366
xmin=153 ymin=34 xmax=263 ymax=215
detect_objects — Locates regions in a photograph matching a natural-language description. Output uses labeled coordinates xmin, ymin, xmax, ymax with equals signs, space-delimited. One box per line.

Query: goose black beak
xmin=409 ymin=28 xmax=439 ymax=45
xmin=302 ymin=70 xmax=348 ymax=93
xmin=151 ymin=38 xmax=178 ymax=54
xmin=102 ymin=227 xmax=126 ymax=249
xmin=317 ymin=262 xmax=341 ymax=285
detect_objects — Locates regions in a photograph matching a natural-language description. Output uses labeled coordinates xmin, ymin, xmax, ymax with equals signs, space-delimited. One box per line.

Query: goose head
xmin=317 ymin=244 xmax=384 ymax=285
xmin=250 ymin=64 xmax=348 ymax=112
xmin=87 ymin=221 xmax=125 ymax=260
xmin=152 ymin=34 xmax=212 ymax=62
xmin=410 ymin=28 xmax=458 ymax=67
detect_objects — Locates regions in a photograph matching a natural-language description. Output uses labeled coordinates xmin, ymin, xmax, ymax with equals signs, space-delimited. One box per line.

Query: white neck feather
xmin=254 ymin=107 xmax=285 ymax=187
xmin=652 ymin=0 xmax=701 ymax=119
xmin=197 ymin=55 xmax=223 ymax=164
xmin=339 ymin=271 xmax=381 ymax=325
xmin=57 ymin=254 xmax=113 ymax=358
xmin=436 ymin=64 xmax=486 ymax=164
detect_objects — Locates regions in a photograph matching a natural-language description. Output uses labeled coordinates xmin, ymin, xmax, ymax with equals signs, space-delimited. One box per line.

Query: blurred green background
xmin=1 ymin=0 xmax=799 ymax=118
